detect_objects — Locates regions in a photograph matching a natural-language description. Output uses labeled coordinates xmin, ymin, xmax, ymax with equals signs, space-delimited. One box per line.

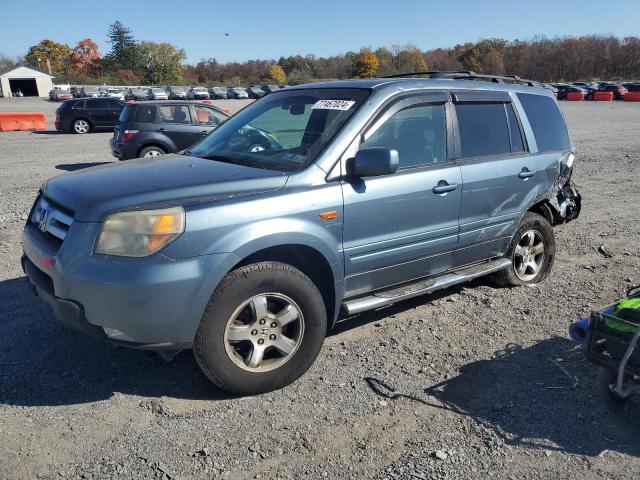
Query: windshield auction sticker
xmin=312 ymin=100 xmax=356 ymax=110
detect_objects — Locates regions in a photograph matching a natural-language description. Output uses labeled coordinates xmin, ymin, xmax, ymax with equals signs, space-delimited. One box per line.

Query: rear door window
xmin=455 ymin=103 xmax=510 ymax=158
xmin=106 ymin=99 xmax=123 ymax=110
xmin=89 ymin=99 xmax=109 ymax=110
xmin=516 ymin=93 xmax=570 ymax=152
xmin=134 ymin=105 xmax=157 ymax=123
xmin=159 ymin=105 xmax=192 ymax=124
xmin=72 ymin=100 xmax=86 ymax=110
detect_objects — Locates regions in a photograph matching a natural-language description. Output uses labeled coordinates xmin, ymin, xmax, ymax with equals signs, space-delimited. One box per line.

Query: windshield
xmin=84 ymin=87 xmax=97 ymax=92
xmin=187 ymin=88 xmax=369 ymax=171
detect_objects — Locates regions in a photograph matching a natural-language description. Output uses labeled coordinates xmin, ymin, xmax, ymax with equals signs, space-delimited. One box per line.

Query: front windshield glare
xmin=188 ymin=88 xmax=369 ymax=171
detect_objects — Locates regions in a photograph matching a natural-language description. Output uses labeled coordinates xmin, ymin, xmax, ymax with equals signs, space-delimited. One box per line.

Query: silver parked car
xmin=167 ymin=86 xmax=188 ymax=99
xmin=147 ymin=88 xmax=169 ymax=100
xmin=105 ymin=88 xmax=125 ymax=101
xmin=187 ymin=87 xmax=210 ymax=100
xmin=227 ymin=87 xmax=249 ymax=99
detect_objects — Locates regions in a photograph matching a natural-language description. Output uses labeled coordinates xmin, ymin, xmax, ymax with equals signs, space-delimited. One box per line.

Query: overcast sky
xmin=2 ymin=0 xmax=639 ymax=63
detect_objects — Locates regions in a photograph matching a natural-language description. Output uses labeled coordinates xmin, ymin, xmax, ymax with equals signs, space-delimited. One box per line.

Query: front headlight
xmin=95 ymin=207 xmax=185 ymax=257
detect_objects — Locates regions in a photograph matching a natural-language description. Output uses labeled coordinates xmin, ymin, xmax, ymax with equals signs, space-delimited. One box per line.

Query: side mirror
xmin=347 ymin=148 xmax=399 ymax=178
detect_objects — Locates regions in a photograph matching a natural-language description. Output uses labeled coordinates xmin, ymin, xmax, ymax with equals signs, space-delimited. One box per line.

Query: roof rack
xmin=382 ymin=71 xmax=539 ymax=87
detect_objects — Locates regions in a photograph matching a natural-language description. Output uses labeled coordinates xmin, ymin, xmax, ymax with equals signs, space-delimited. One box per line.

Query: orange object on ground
xmin=593 ymin=91 xmax=614 ymax=101
xmin=566 ymin=92 xmax=584 ymax=101
xmin=624 ymin=91 xmax=640 ymax=101
xmin=0 ymin=112 xmax=47 ymax=131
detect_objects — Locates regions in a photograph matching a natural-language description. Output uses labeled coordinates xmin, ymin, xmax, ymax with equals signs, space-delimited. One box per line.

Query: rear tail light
xmin=122 ymin=130 xmax=140 ymax=143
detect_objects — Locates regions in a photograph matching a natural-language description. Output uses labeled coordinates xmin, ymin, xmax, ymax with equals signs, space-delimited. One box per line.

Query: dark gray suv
xmin=23 ymin=72 xmax=581 ymax=395
xmin=109 ymin=101 xmax=229 ymax=159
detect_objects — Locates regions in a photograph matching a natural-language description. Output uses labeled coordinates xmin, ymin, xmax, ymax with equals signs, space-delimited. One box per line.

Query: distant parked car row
xmin=551 ymin=81 xmax=639 ymax=100
xmin=50 ymin=86 xmax=125 ymax=101
xmin=121 ymin=84 xmax=287 ymax=101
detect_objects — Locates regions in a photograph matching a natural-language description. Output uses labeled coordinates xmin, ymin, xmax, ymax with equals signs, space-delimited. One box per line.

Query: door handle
xmin=432 ymin=180 xmax=458 ymax=194
xmin=156 ymin=128 xmax=166 ymax=132
xmin=518 ymin=168 xmax=535 ymax=179
xmin=199 ymin=130 xmax=209 ymax=135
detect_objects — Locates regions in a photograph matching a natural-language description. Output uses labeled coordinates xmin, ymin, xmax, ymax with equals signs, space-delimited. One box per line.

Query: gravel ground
xmin=0 ymin=98 xmax=639 ymax=480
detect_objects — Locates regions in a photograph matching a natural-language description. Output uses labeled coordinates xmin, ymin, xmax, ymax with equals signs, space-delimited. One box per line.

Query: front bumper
xmin=22 ymin=220 xmax=235 ymax=349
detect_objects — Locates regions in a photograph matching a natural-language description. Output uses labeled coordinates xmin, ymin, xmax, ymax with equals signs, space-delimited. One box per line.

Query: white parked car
xmin=105 ymin=88 xmax=125 ymax=101
xmin=147 ymin=88 xmax=169 ymax=100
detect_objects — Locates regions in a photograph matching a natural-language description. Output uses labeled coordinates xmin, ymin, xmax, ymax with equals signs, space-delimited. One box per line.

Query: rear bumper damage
xmin=545 ymin=150 xmax=582 ymax=225
xmin=551 ymin=182 xmax=581 ymax=224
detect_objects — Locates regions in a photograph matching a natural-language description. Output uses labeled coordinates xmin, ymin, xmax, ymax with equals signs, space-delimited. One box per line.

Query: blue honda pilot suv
xmin=22 ymin=72 xmax=581 ymax=394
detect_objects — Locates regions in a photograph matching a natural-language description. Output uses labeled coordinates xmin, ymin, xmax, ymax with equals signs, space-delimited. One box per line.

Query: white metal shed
xmin=0 ymin=66 xmax=55 ymax=97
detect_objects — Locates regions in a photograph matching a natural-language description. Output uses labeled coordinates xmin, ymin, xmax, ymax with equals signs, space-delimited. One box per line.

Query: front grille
xmin=28 ymin=195 xmax=74 ymax=252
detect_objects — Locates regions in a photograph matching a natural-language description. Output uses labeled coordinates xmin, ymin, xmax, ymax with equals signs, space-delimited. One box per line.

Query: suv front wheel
xmin=194 ymin=262 xmax=327 ymax=394
xmin=494 ymin=212 xmax=556 ymax=287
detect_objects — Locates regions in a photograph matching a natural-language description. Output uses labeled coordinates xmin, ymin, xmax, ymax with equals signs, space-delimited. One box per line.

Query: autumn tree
xmin=392 ymin=44 xmax=427 ymax=73
xmin=138 ymin=41 xmax=186 ymax=84
xmin=352 ymin=50 xmax=379 ymax=78
xmin=24 ymin=39 xmax=71 ymax=75
xmin=70 ymin=38 xmax=100 ymax=74
xmin=278 ymin=55 xmax=311 ymax=76
xmin=115 ymin=69 xmax=140 ymax=85
xmin=266 ymin=64 xmax=286 ymax=84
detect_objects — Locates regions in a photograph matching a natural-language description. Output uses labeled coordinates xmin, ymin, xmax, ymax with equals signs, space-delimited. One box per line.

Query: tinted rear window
xmin=516 ymin=93 xmax=570 ymax=152
xmin=88 ymin=99 xmax=108 ymax=109
xmin=455 ymin=103 xmax=510 ymax=158
xmin=134 ymin=105 xmax=157 ymax=123
xmin=106 ymin=99 xmax=123 ymax=110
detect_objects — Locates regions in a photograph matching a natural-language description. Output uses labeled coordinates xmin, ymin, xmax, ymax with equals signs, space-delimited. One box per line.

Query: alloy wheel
xmin=223 ymin=293 xmax=305 ymax=372
xmin=74 ymin=120 xmax=89 ymax=134
xmin=513 ymin=229 xmax=545 ymax=282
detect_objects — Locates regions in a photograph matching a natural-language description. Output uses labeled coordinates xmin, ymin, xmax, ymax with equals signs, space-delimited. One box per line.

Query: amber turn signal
xmin=319 ymin=211 xmax=337 ymax=220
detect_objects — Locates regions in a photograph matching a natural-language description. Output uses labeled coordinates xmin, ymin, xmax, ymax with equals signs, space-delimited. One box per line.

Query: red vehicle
xmin=597 ymin=84 xmax=628 ymax=100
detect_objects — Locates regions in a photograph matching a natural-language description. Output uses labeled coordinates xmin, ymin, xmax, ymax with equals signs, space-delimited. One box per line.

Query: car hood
xmin=43 ymin=154 xmax=289 ymax=222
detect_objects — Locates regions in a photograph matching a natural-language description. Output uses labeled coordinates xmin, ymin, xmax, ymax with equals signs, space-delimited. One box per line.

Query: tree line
xmin=1 ymin=25 xmax=639 ymax=86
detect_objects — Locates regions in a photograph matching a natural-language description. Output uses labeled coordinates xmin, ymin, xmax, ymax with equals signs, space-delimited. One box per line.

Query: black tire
xmin=493 ymin=212 xmax=556 ymax=287
xmin=194 ymin=261 xmax=327 ymax=395
xmin=138 ymin=145 xmax=165 ymax=158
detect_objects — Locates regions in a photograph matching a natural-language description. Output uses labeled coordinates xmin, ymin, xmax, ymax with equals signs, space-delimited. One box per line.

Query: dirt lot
xmin=0 ymin=98 xmax=639 ymax=480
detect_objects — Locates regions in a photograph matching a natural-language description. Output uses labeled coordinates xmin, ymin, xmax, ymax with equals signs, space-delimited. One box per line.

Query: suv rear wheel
xmin=194 ymin=261 xmax=327 ymax=394
xmin=72 ymin=118 xmax=90 ymax=134
xmin=494 ymin=212 xmax=556 ymax=287
xmin=139 ymin=146 xmax=165 ymax=158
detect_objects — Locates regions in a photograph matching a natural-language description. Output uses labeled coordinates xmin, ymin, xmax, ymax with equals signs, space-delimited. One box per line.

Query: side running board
xmin=341 ymin=258 xmax=511 ymax=315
